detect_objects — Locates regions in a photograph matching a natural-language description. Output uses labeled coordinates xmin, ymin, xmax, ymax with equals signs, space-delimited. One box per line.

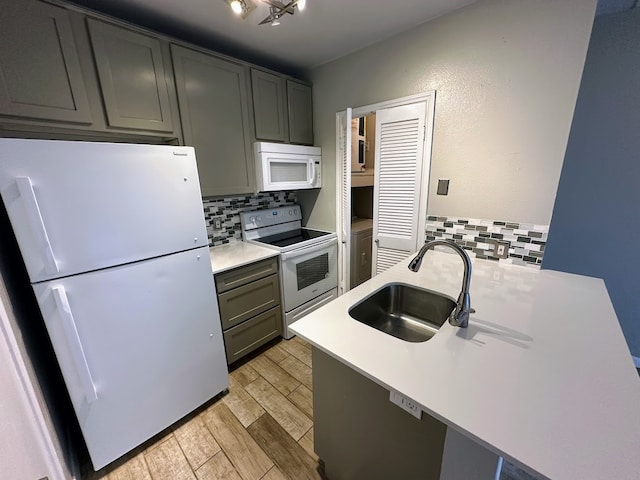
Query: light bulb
xmin=230 ymin=0 xmax=243 ymax=14
xmin=297 ymin=0 xmax=306 ymax=11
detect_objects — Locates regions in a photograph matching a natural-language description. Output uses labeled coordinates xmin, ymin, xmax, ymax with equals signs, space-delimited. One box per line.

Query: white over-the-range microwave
xmin=254 ymin=142 xmax=322 ymax=192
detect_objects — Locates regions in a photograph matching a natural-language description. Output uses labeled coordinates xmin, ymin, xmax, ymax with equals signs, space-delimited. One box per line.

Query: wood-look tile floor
xmin=83 ymin=336 xmax=324 ymax=480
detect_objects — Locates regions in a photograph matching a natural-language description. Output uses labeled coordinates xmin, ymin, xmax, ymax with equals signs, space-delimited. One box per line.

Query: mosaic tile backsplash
xmin=425 ymin=216 xmax=548 ymax=267
xmin=203 ymin=192 xmax=297 ymax=246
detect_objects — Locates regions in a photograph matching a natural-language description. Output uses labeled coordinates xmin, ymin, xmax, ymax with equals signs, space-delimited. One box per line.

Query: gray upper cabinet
xmin=0 ymin=0 xmax=92 ymax=124
xmin=251 ymin=69 xmax=287 ymax=142
xmin=87 ymin=19 xmax=174 ymax=133
xmin=287 ymin=80 xmax=313 ymax=145
xmin=171 ymin=45 xmax=254 ymax=197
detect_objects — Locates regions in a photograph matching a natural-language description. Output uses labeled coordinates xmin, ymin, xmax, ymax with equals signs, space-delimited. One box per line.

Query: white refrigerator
xmin=0 ymin=139 xmax=228 ymax=470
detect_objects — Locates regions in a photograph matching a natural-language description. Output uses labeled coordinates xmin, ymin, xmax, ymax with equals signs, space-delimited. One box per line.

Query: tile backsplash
xmin=203 ymin=192 xmax=297 ymax=246
xmin=425 ymin=216 xmax=548 ymax=267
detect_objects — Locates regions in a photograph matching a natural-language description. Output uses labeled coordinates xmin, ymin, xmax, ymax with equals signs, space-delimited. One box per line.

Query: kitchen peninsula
xmin=291 ymin=250 xmax=640 ymax=479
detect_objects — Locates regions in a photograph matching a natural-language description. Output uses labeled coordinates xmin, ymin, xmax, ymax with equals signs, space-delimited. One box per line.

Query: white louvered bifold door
xmin=373 ymin=103 xmax=427 ymax=275
xmin=336 ymin=108 xmax=352 ymax=295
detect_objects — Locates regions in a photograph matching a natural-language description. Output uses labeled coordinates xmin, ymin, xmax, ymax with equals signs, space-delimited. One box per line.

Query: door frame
xmin=335 ymin=91 xmax=436 ymax=294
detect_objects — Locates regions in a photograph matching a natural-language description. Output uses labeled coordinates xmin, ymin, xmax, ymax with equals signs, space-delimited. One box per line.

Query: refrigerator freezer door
xmin=32 ymin=246 xmax=228 ymax=470
xmin=0 ymin=139 xmax=208 ymax=283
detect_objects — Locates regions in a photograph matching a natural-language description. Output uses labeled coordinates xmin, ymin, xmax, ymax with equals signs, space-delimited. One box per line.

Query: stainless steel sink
xmin=348 ymin=283 xmax=456 ymax=342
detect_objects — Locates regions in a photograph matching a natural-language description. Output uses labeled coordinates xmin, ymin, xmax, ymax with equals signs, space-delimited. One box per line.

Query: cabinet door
xmin=87 ymin=19 xmax=174 ymax=132
xmin=286 ymin=80 xmax=313 ymax=145
xmin=251 ymin=69 xmax=287 ymax=142
xmin=171 ymin=45 xmax=254 ymax=196
xmin=350 ymin=228 xmax=372 ymax=289
xmin=0 ymin=0 xmax=92 ymax=124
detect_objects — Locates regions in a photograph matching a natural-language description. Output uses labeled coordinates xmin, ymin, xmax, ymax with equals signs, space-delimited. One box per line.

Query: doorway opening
xmin=336 ymin=92 xmax=436 ymax=295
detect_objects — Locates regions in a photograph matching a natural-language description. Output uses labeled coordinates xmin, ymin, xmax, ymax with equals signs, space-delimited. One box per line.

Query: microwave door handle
xmin=280 ymin=238 xmax=336 ymax=261
xmin=308 ymin=159 xmax=315 ymax=186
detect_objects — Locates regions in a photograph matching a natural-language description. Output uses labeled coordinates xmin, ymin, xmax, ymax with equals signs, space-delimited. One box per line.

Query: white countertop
xmin=208 ymin=242 xmax=279 ymax=274
xmin=290 ymin=250 xmax=640 ymax=480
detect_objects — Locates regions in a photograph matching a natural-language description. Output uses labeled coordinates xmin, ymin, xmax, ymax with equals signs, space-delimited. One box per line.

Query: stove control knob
xmin=294 ymin=208 xmax=299 ymax=215
xmin=250 ymin=216 xmax=255 ymax=223
xmin=289 ymin=209 xmax=293 ymax=215
xmin=257 ymin=216 xmax=262 ymax=222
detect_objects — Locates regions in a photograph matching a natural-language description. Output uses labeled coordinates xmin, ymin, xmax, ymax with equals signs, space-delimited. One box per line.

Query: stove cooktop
xmin=255 ymin=228 xmax=333 ymax=248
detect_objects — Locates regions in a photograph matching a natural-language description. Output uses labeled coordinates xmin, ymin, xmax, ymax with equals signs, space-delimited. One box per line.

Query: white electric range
xmin=240 ymin=205 xmax=338 ymax=339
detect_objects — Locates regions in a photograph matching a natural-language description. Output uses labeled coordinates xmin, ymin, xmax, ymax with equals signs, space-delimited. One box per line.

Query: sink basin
xmin=348 ymin=283 xmax=456 ymax=342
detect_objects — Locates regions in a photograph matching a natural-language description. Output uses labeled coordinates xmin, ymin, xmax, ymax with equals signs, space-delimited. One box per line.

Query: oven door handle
xmin=280 ymin=238 xmax=337 ymax=261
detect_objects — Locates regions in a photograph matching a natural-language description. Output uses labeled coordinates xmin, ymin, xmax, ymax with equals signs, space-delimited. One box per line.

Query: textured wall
xmin=543 ymin=9 xmax=640 ymax=356
xmin=299 ymin=0 xmax=596 ymax=231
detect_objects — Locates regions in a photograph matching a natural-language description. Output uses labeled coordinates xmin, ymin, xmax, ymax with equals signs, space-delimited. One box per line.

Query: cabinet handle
xmin=361 ymin=252 xmax=366 ymax=266
xmin=52 ymin=286 xmax=98 ymax=404
xmin=15 ymin=177 xmax=59 ymax=274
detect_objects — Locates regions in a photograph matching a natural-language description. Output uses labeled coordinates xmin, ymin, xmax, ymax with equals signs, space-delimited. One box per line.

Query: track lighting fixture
xmin=225 ymin=0 xmax=308 ymax=26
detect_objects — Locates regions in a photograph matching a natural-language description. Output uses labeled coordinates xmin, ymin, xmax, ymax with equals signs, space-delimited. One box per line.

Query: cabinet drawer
xmin=223 ymin=306 xmax=282 ymax=364
xmin=215 ymin=257 xmax=278 ymax=293
xmin=218 ymin=273 xmax=281 ymax=330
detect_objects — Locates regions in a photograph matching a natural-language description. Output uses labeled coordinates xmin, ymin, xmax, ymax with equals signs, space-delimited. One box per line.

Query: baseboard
xmin=633 ymin=356 xmax=640 ymax=369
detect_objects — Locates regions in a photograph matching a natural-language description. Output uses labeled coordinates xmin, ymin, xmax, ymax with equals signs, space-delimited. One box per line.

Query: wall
xmin=543 ymin=9 xmax=640 ymax=356
xmin=298 ymin=0 xmax=597 ymax=231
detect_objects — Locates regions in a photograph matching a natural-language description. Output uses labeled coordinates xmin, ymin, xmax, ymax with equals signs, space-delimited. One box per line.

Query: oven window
xmin=296 ymin=253 xmax=329 ymax=290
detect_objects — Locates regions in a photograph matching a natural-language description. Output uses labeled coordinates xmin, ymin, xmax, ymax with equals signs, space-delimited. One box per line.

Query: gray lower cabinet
xmin=215 ymin=258 xmax=282 ymax=364
xmin=86 ymin=19 xmax=174 ymax=133
xmin=172 ymin=44 xmax=255 ymax=197
xmin=350 ymin=220 xmax=373 ymax=289
xmin=0 ymin=0 xmax=92 ymax=124
xmin=223 ymin=307 xmax=282 ymax=365
xmin=287 ymin=80 xmax=313 ymax=145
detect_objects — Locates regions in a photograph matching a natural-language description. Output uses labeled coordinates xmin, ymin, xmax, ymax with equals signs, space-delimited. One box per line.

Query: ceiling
xmin=65 ymin=0 xmax=638 ymax=76
xmin=66 ymin=0 xmax=474 ymax=75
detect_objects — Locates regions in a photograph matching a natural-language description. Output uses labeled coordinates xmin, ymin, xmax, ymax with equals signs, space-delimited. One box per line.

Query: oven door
xmin=280 ymin=238 xmax=338 ymax=312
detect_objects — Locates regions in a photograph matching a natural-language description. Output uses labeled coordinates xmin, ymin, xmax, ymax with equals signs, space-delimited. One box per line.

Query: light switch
xmin=437 ymin=179 xmax=449 ymax=195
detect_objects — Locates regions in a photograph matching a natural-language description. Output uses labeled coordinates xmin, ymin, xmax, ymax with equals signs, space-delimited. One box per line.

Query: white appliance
xmin=0 ymin=139 xmax=228 ymax=470
xmin=241 ymin=205 xmax=337 ymax=339
xmin=254 ymin=142 xmax=322 ymax=192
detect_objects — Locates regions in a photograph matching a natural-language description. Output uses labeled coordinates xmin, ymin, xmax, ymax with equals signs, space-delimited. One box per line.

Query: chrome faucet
xmin=408 ymin=239 xmax=472 ymax=328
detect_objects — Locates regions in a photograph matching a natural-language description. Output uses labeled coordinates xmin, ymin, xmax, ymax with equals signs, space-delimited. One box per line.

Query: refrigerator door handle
xmin=52 ymin=286 xmax=98 ymax=404
xmin=15 ymin=177 xmax=59 ymax=275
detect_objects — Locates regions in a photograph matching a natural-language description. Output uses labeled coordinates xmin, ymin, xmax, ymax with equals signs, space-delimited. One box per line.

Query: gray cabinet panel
xmin=350 ymin=226 xmax=372 ymax=289
xmin=313 ymin=348 xmax=448 ymax=480
xmin=171 ymin=45 xmax=254 ymax=197
xmin=251 ymin=69 xmax=287 ymax=142
xmin=0 ymin=0 xmax=92 ymax=123
xmin=218 ymin=273 xmax=281 ymax=330
xmin=215 ymin=257 xmax=278 ymax=293
xmin=223 ymin=306 xmax=282 ymax=364
xmin=286 ymin=80 xmax=313 ymax=145
xmin=87 ymin=19 xmax=174 ymax=132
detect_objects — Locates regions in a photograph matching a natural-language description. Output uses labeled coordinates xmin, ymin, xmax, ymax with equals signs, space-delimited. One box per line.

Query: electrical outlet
xmin=494 ymin=240 xmax=510 ymax=259
xmin=389 ymin=391 xmax=422 ymax=419
xmin=214 ymin=217 xmax=222 ymax=230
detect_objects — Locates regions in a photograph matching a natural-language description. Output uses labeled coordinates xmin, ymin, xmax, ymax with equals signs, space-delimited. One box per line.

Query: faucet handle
xmin=449 ymin=292 xmax=471 ymax=328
